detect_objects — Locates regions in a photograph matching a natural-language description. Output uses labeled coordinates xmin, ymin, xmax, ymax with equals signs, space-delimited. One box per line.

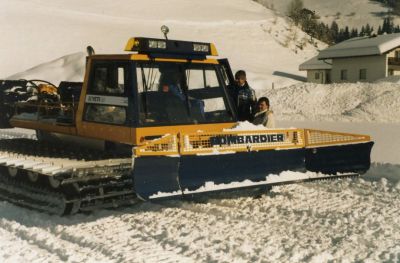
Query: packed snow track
xmin=0 ymin=129 xmax=399 ymax=262
xmin=0 ymin=170 xmax=399 ymax=262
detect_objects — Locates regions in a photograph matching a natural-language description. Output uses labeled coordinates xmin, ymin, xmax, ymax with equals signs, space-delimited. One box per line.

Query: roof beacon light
xmin=149 ymin=40 xmax=167 ymax=49
xmin=124 ymin=37 xmax=218 ymax=59
xmin=161 ymin=25 xmax=169 ymax=40
xmin=193 ymin=43 xmax=209 ymax=52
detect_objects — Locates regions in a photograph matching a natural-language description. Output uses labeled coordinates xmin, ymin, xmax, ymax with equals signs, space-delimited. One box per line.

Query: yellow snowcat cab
xmin=0 ymin=30 xmax=373 ymax=214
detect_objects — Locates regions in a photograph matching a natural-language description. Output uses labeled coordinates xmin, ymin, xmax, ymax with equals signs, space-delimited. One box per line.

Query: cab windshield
xmin=136 ymin=62 xmax=234 ymax=126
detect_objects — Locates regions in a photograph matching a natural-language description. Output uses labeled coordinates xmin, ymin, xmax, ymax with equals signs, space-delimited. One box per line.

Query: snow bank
xmin=6 ymin=52 xmax=86 ymax=85
xmin=264 ymin=82 xmax=400 ymax=123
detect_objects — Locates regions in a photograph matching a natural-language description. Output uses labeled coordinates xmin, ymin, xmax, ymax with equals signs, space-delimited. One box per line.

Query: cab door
xmin=77 ymin=60 xmax=135 ymax=144
xmin=218 ymin=58 xmax=235 ymax=86
xmin=218 ymin=58 xmax=237 ymax=119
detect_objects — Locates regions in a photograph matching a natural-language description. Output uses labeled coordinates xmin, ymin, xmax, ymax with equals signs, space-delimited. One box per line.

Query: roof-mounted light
xmin=193 ymin=43 xmax=209 ymax=52
xmin=124 ymin=37 xmax=218 ymax=59
xmin=161 ymin=25 xmax=169 ymax=40
xmin=148 ymin=39 xmax=167 ymax=49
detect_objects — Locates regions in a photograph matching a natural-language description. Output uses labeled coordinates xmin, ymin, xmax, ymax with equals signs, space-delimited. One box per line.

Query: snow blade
xmin=133 ymin=156 xmax=182 ymax=200
xmin=305 ymin=141 xmax=374 ymax=174
xmin=178 ymin=149 xmax=306 ymax=192
xmin=132 ymin=129 xmax=374 ymax=200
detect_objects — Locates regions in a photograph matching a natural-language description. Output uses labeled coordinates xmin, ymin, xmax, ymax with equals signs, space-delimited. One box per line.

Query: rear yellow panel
xmin=10 ymin=118 xmax=77 ymax=135
xmin=79 ymin=122 xmax=133 ymax=144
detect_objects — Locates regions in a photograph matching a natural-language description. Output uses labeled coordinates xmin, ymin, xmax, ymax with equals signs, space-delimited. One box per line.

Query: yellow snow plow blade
xmin=132 ymin=128 xmax=373 ymax=200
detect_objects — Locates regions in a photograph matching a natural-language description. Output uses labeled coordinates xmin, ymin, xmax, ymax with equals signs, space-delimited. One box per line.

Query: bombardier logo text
xmin=210 ymin=134 xmax=285 ymax=146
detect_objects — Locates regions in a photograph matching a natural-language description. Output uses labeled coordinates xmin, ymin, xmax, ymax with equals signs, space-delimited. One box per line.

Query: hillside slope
xmin=258 ymin=0 xmax=397 ymax=30
xmin=0 ymin=0 xmax=323 ymax=89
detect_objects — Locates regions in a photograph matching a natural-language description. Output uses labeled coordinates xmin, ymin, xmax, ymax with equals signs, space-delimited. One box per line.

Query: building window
xmin=396 ymin=51 xmax=400 ymax=60
xmin=315 ymin=72 xmax=320 ymax=80
xmin=359 ymin=69 xmax=367 ymax=80
xmin=340 ymin=69 xmax=347 ymax=81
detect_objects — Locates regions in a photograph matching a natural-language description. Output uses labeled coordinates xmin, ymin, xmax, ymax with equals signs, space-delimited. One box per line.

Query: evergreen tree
xmin=365 ymin=24 xmax=373 ymax=36
xmin=343 ymin=26 xmax=350 ymax=40
xmin=378 ymin=25 xmax=383 ymax=35
xmin=350 ymin=28 xmax=359 ymax=38
xmin=360 ymin=26 xmax=366 ymax=37
xmin=287 ymin=0 xmax=304 ymax=25
xmin=330 ymin=21 xmax=339 ymax=42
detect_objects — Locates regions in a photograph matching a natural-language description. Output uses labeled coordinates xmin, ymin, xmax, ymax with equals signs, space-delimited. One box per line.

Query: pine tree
xmin=365 ymin=24 xmax=372 ymax=36
xmin=350 ymin=28 xmax=359 ymax=38
xmin=360 ymin=26 xmax=366 ymax=37
xmin=344 ymin=26 xmax=350 ymax=40
xmin=330 ymin=21 xmax=339 ymax=42
xmin=378 ymin=25 xmax=383 ymax=35
xmin=287 ymin=0 xmax=304 ymax=25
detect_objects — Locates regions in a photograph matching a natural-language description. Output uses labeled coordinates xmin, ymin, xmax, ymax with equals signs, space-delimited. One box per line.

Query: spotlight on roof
xmin=161 ymin=25 xmax=169 ymax=40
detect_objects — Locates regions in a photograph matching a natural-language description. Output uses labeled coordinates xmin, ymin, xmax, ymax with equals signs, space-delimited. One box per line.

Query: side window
xmin=359 ymin=69 xmax=367 ymax=80
xmin=91 ymin=64 xmax=126 ymax=95
xmin=340 ymin=69 xmax=347 ymax=81
xmin=187 ymin=68 xmax=219 ymax=89
xmin=187 ymin=68 xmax=227 ymax=114
xmin=85 ymin=104 xmax=126 ymax=125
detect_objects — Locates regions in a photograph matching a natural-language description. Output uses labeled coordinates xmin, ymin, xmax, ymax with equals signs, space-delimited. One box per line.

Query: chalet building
xmin=299 ymin=56 xmax=332 ymax=84
xmin=300 ymin=33 xmax=400 ymax=83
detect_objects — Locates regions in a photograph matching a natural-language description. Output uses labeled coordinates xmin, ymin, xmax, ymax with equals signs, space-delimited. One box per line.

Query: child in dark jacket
xmin=229 ymin=70 xmax=257 ymax=122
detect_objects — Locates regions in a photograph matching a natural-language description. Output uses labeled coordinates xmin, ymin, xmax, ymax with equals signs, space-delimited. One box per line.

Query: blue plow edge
xmin=132 ymin=141 xmax=374 ymax=200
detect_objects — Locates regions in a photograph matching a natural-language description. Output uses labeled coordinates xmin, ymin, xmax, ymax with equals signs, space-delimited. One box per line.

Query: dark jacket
xmin=229 ymin=82 xmax=256 ymax=121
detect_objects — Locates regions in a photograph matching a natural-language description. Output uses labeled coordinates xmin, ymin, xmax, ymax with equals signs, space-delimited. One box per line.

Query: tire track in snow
xmin=43 ymin=206 xmax=198 ymax=263
xmin=0 ymin=202 xmax=195 ymax=263
xmin=0 ymin=226 xmax=61 ymax=263
xmin=0 ymin=209 xmax=111 ymax=262
xmin=123 ymin=201 xmax=286 ymax=262
xmin=162 ymin=179 xmax=400 ymax=262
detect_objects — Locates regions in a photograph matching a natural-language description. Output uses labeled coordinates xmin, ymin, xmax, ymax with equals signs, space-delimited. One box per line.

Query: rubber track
xmin=0 ymin=174 xmax=68 ymax=215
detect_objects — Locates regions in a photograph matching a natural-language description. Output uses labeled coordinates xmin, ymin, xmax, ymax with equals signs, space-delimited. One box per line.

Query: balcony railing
xmin=388 ymin=57 xmax=400 ymax=66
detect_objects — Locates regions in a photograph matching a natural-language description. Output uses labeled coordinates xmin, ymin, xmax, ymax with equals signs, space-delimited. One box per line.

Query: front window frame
xmin=134 ymin=61 xmax=235 ymax=127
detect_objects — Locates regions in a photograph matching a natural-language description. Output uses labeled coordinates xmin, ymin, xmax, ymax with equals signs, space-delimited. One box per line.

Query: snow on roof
xmin=299 ymin=55 xmax=332 ymax=70
xmin=318 ymin=33 xmax=400 ymax=59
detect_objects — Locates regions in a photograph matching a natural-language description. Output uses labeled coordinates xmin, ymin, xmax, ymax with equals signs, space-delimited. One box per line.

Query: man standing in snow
xmin=253 ymin=97 xmax=275 ymax=128
xmin=229 ymin=70 xmax=257 ymax=122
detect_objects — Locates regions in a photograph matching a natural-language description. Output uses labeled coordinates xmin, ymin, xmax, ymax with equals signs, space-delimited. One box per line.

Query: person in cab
xmin=253 ymin=97 xmax=275 ymax=128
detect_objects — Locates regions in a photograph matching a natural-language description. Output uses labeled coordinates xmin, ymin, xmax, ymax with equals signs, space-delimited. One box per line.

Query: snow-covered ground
xmin=1 ymin=0 xmax=400 ymax=262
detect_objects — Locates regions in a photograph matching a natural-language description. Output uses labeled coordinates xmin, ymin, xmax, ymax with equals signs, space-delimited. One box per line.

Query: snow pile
xmin=265 ymin=82 xmax=400 ymax=123
xmin=224 ymin=121 xmax=269 ymax=131
xmin=150 ymin=170 xmax=344 ymax=199
xmin=7 ymin=52 xmax=86 ymax=86
xmin=375 ymin=75 xmax=400 ymax=84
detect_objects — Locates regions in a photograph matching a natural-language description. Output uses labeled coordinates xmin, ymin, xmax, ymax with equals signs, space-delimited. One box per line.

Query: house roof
xmin=299 ymin=55 xmax=332 ymax=70
xmin=318 ymin=33 xmax=400 ymax=59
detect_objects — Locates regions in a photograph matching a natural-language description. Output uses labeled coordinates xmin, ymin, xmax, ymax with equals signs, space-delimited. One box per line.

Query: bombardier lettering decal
xmin=210 ymin=134 xmax=285 ymax=146
xmin=85 ymin=95 xmax=129 ymax=107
